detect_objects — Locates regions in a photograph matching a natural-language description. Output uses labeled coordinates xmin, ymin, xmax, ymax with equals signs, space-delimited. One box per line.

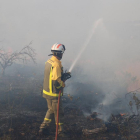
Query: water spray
xmin=69 ymin=18 xmax=103 ymax=72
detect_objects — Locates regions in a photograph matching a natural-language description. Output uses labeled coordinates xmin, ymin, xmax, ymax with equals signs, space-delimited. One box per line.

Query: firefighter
xmin=39 ymin=43 xmax=66 ymax=136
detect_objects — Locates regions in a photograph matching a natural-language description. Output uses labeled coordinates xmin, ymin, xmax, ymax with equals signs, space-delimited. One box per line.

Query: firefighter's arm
xmin=52 ymin=63 xmax=65 ymax=89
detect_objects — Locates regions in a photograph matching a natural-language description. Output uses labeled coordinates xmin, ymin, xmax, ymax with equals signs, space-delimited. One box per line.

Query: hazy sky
xmin=0 ymin=0 xmax=140 ymax=77
xmin=0 ymin=0 xmax=140 ymax=60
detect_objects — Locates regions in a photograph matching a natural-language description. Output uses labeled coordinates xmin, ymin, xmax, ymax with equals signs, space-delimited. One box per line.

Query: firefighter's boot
xmin=58 ymin=125 xmax=67 ymax=137
xmin=39 ymin=120 xmax=50 ymax=134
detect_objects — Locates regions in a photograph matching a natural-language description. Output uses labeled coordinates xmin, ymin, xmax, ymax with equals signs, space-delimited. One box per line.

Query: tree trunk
xmin=1 ymin=68 xmax=5 ymax=76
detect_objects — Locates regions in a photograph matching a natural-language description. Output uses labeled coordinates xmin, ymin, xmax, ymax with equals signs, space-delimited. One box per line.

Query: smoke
xmin=65 ymin=18 xmax=140 ymax=121
xmin=1 ymin=0 xmax=140 ymax=121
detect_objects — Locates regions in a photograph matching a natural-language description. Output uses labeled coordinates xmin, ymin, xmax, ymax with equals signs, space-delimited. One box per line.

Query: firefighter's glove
xmin=61 ymin=81 xmax=65 ymax=88
xmin=56 ymin=81 xmax=65 ymax=89
xmin=56 ymin=77 xmax=65 ymax=89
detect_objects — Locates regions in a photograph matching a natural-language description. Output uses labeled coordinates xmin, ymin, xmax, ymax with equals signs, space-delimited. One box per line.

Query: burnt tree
xmin=0 ymin=43 xmax=36 ymax=75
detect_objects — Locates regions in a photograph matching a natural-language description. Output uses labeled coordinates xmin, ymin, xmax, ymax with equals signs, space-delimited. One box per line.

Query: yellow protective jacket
xmin=43 ymin=56 xmax=64 ymax=99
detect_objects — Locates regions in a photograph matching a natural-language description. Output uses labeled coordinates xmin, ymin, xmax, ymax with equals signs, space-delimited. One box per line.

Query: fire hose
xmin=55 ymin=71 xmax=71 ymax=140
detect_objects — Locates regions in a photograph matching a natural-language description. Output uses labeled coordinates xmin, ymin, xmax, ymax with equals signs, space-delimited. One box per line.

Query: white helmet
xmin=51 ymin=43 xmax=65 ymax=54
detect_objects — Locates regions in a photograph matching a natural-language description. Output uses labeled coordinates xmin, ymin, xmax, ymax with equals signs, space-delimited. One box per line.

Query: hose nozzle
xmin=61 ymin=71 xmax=71 ymax=81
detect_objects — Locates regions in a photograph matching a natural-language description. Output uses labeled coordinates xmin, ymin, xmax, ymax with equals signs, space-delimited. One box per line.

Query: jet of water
xmin=69 ymin=18 xmax=103 ymax=72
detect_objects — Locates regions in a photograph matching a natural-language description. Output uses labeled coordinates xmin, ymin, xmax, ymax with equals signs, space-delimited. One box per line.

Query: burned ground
xmin=0 ymin=76 xmax=140 ymax=140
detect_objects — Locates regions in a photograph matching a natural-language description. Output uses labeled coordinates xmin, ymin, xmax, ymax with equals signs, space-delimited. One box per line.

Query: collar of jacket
xmin=51 ymin=56 xmax=61 ymax=64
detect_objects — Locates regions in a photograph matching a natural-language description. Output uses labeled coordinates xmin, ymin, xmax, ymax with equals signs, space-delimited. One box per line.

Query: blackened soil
xmin=0 ymin=77 xmax=140 ymax=140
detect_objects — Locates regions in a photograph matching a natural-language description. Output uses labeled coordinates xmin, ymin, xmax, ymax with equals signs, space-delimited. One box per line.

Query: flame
xmin=120 ymin=113 xmax=126 ymax=116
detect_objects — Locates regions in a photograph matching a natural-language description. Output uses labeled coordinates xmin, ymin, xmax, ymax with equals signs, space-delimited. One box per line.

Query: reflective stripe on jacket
xmin=43 ymin=56 xmax=63 ymax=98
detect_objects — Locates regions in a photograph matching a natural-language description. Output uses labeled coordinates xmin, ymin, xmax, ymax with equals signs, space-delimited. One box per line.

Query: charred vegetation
xmin=0 ymin=70 xmax=140 ymax=140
